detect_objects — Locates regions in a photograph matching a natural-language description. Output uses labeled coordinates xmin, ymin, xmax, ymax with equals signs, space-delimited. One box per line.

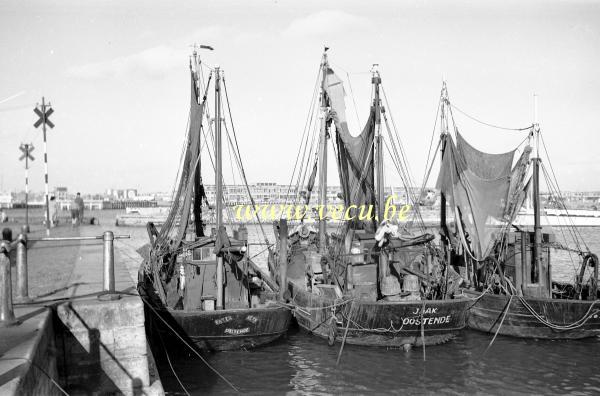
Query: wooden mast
xmin=373 ymin=66 xmax=384 ymax=226
xmin=215 ymin=66 xmax=224 ymax=309
xmin=440 ymin=82 xmax=449 ymax=246
xmin=372 ymin=65 xmax=389 ymax=296
xmin=532 ymin=94 xmax=549 ymax=297
xmin=192 ymin=49 xmax=204 ymax=238
xmin=318 ymin=50 xmax=329 ymax=254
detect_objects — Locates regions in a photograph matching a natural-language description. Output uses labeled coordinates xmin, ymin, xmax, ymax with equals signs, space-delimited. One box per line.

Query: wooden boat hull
xmin=147 ymin=304 xmax=292 ymax=351
xmin=288 ymin=282 xmax=469 ymax=347
xmin=464 ymin=289 xmax=600 ymax=339
xmin=139 ymin=276 xmax=292 ymax=351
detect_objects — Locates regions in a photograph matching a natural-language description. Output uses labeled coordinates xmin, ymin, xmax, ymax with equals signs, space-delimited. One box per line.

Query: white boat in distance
xmin=513 ymin=208 xmax=600 ymax=227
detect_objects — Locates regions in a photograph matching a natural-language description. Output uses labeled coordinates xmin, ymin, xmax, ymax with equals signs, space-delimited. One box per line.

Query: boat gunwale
xmin=162 ymin=305 xmax=290 ymax=317
xmin=462 ymin=288 xmax=600 ymax=306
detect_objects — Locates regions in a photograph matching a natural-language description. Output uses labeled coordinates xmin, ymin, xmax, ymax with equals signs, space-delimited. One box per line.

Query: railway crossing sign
xmin=34 ymin=106 xmax=54 ymax=129
xmin=19 ymin=143 xmax=35 ymax=162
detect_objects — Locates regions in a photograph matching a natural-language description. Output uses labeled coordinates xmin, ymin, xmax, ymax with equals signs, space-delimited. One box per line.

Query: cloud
xmin=67 ymin=45 xmax=185 ymax=80
xmin=282 ymin=10 xmax=371 ymax=39
xmin=67 ymin=26 xmax=224 ymax=80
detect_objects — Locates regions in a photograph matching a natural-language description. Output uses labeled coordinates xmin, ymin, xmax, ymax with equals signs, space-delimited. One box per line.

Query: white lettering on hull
xmin=225 ymin=327 xmax=250 ymax=335
xmin=401 ymin=315 xmax=452 ymax=326
xmin=214 ymin=316 xmax=233 ymax=325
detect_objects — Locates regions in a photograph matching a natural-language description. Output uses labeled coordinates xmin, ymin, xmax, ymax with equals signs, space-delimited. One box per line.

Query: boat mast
xmin=531 ymin=94 xmax=548 ymax=296
xmin=192 ymin=48 xmax=204 ymax=238
xmin=215 ymin=65 xmax=224 ymax=309
xmin=372 ymin=65 xmax=389 ymax=298
xmin=318 ymin=50 xmax=329 ymax=254
xmin=439 ymin=82 xmax=449 ymax=243
xmin=372 ymin=65 xmax=384 ymax=225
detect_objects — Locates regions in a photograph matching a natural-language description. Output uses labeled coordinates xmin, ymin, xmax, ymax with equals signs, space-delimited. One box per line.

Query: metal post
xmin=25 ymin=149 xmax=30 ymax=233
xmin=103 ymin=231 xmax=115 ymax=293
xmin=42 ymin=97 xmax=50 ymax=236
xmin=15 ymin=234 xmax=30 ymax=303
xmin=0 ymin=244 xmax=17 ymax=327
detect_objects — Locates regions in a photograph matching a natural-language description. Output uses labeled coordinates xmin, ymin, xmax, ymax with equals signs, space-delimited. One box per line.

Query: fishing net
xmin=324 ymin=67 xmax=376 ymax=229
xmin=156 ymin=71 xmax=206 ymax=254
xmin=436 ymin=132 xmax=531 ymax=260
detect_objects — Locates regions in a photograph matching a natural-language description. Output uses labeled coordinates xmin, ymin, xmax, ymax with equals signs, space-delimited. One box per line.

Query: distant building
xmin=54 ymin=186 xmax=68 ymax=200
xmin=105 ymin=188 xmax=138 ymax=200
xmin=0 ymin=192 xmax=12 ymax=208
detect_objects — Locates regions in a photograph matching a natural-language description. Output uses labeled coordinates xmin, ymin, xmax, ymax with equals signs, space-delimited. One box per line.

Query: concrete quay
xmin=0 ymin=222 xmax=163 ymax=395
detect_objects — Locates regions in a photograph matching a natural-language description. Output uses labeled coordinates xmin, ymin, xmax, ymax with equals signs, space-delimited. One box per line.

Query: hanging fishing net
xmin=436 ymin=132 xmax=531 ymax=259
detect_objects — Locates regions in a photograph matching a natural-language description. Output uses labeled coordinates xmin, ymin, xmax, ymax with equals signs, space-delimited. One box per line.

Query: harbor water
xmin=138 ymin=223 xmax=600 ymax=395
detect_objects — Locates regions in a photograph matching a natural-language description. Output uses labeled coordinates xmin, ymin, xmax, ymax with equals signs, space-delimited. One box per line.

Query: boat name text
xmin=225 ymin=327 xmax=250 ymax=335
xmin=214 ymin=316 xmax=233 ymax=325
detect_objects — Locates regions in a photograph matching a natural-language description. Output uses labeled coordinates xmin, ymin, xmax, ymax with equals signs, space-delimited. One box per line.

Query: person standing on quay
xmin=75 ymin=192 xmax=84 ymax=225
xmin=49 ymin=196 xmax=58 ymax=227
xmin=70 ymin=196 xmax=80 ymax=226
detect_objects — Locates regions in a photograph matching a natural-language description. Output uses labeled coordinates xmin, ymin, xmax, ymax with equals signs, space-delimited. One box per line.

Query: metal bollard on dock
xmin=100 ymin=230 xmax=120 ymax=300
xmin=0 ymin=242 xmax=18 ymax=327
xmin=15 ymin=233 xmax=31 ymax=303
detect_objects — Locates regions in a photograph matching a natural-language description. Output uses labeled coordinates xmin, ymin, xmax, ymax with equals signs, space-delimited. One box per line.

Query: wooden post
xmin=278 ymin=220 xmax=288 ymax=300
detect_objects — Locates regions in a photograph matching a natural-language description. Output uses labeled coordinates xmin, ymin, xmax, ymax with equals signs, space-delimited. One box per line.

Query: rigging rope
xmin=222 ymin=78 xmax=271 ymax=245
xmin=449 ymin=102 xmax=533 ymax=132
xmin=138 ymin=294 xmax=240 ymax=393
xmin=282 ymin=63 xmax=322 ymax=213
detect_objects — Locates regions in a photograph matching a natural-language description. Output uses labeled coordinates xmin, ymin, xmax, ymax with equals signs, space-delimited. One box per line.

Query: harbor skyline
xmin=1 ymin=0 xmax=599 ymax=193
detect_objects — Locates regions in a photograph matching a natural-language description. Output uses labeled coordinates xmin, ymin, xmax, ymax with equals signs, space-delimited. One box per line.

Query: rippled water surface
xmin=132 ymin=223 xmax=600 ymax=395
xmin=154 ymin=327 xmax=600 ymax=395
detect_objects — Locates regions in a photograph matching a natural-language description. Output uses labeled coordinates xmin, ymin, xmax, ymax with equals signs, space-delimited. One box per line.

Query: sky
xmin=0 ymin=0 xmax=599 ymax=194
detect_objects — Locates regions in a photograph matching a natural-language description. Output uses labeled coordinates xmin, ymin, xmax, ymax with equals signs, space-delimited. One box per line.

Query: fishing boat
xmin=430 ymin=84 xmax=600 ymax=339
xmin=138 ymin=49 xmax=291 ymax=351
xmin=269 ymin=50 xmax=470 ymax=349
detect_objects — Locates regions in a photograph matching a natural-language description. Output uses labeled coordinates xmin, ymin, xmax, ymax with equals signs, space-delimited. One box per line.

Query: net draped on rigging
xmin=436 ymin=132 xmax=531 ymax=260
xmin=324 ymin=67 xmax=377 ymax=229
xmin=155 ymin=70 xmax=207 ymax=255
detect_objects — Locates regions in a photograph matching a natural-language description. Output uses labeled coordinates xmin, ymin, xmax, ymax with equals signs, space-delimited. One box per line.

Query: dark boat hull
xmin=139 ymin=276 xmax=292 ymax=351
xmin=288 ymin=282 xmax=469 ymax=347
xmin=464 ymin=289 xmax=600 ymax=339
xmin=155 ymin=305 xmax=292 ymax=351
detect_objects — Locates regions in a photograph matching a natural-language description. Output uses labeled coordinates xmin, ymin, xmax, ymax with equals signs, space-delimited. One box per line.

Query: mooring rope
xmin=484 ymin=294 xmax=513 ymax=354
xmin=136 ymin=295 xmax=240 ymax=393
xmin=336 ymin=301 xmax=355 ymax=366
xmin=156 ymin=324 xmax=191 ymax=396
xmin=517 ymin=297 xmax=599 ymax=331
xmin=0 ymin=357 xmax=69 ymax=395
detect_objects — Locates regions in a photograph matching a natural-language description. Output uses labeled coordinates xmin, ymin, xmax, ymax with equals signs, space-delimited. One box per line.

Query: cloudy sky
xmin=1 ymin=0 xmax=599 ymax=194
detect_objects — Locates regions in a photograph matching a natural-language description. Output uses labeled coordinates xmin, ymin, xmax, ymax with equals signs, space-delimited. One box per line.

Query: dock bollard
xmin=99 ymin=231 xmax=120 ymax=301
xmin=15 ymin=233 xmax=31 ymax=303
xmin=0 ymin=242 xmax=18 ymax=327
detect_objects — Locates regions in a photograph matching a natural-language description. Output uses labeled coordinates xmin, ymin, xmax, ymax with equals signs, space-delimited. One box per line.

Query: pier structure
xmin=0 ymin=224 xmax=163 ymax=395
